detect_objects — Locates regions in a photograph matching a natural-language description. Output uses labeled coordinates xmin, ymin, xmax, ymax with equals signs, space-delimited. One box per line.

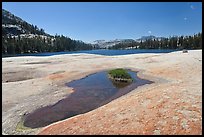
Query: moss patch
xmin=16 ymin=118 xmax=32 ymax=132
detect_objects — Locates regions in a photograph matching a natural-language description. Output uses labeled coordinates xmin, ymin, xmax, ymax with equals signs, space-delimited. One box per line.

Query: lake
xmin=9 ymin=49 xmax=178 ymax=57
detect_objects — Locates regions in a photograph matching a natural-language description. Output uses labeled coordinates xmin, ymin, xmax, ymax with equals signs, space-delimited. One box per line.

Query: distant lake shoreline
xmin=2 ymin=49 xmax=180 ymax=58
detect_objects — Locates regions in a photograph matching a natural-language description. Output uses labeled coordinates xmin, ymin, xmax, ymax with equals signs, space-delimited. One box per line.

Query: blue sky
xmin=2 ymin=2 xmax=202 ymax=43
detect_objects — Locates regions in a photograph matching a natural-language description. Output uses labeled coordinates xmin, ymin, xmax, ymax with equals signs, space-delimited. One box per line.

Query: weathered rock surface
xmin=2 ymin=50 xmax=202 ymax=135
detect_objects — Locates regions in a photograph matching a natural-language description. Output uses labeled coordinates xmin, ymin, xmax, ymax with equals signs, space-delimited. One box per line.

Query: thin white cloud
xmin=148 ymin=31 xmax=151 ymax=34
xmin=190 ymin=5 xmax=195 ymax=9
xmin=184 ymin=17 xmax=187 ymax=21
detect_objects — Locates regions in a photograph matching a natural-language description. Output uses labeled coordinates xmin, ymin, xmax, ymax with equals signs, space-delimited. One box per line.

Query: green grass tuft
xmin=108 ymin=68 xmax=133 ymax=82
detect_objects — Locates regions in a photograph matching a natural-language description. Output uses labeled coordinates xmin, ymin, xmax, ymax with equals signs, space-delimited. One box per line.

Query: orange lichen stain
xmin=148 ymin=67 xmax=182 ymax=80
xmin=48 ymin=73 xmax=64 ymax=80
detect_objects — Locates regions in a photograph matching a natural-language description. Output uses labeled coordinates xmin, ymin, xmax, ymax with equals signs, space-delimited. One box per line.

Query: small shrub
xmin=108 ymin=68 xmax=133 ymax=82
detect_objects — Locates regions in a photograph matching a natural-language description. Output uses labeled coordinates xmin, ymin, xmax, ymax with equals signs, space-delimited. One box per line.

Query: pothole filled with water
xmin=23 ymin=69 xmax=153 ymax=128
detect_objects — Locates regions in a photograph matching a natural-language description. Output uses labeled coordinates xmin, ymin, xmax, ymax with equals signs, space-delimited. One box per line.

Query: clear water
xmin=23 ymin=70 xmax=153 ymax=128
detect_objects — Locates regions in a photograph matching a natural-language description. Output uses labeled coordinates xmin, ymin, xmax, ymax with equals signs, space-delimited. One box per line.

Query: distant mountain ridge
xmin=91 ymin=36 xmax=166 ymax=49
xmin=92 ymin=39 xmax=135 ymax=49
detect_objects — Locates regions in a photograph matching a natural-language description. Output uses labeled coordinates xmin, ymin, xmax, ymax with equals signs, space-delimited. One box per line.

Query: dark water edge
xmin=2 ymin=49 xmax=179 ymax=58
xmin=23 ymin=70 xmax=153 ymax=128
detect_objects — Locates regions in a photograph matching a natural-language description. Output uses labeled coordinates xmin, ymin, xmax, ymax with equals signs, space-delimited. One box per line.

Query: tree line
xmin=2 ymin=34 xmax=93 ymax=55
xmin=2 ymin=32 xmax=202 ymax=55
xmin=109 ymin=33 xmax=202 ymax=50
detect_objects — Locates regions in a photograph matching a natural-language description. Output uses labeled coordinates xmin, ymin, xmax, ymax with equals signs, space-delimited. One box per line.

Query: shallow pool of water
xmin=23 ymin=70 xmax=153 ymax=128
